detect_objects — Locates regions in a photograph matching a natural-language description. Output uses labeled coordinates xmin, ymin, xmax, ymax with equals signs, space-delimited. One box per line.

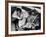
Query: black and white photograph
xmin=11 ymin=6 xmax=41 ymax=31
xmin=8 ymin=2 xmax=45 ymax=35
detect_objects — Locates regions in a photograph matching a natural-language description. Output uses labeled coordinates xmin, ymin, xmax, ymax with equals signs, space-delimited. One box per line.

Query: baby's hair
xmin=16 ymin=8 xmax=22 ymax=13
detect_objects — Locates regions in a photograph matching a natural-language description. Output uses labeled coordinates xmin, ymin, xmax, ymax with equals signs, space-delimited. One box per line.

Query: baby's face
xmin=16 ymin=11 xmax=24 ymax=20
xmin=17 ymin=11 xmax=21 ymax=17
